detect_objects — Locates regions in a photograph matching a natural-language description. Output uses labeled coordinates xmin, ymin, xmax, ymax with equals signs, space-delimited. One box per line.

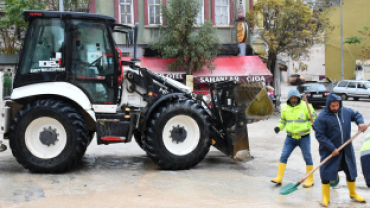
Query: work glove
xmin=274 ymin=127 xmax=280 ymax=134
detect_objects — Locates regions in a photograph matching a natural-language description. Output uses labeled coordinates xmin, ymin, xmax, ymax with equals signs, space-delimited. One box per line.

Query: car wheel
xmin=353 ymin=97 xmax=360 ymax=101
xmin=340 ymin=94 xmax=348 ymax=100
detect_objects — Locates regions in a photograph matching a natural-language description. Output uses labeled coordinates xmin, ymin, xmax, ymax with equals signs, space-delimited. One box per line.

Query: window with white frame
xmin=120 ymin=0 xmax=134 ymax=24
xmin=215 ymin=0 xmax=229 ymax=25
xmin=196 ymin=0 xmax=204 ymax=24
xmin=148 ymin=0 xmax=161 ymax=25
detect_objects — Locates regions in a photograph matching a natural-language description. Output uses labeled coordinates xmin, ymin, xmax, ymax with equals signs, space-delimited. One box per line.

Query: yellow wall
xmin=325 ymin=1 xmax=370 ymax=82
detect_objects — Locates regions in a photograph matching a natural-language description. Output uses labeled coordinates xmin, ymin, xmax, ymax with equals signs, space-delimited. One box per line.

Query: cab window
xmin=70 ymin=20 xmax=115 ymax=104
xmin=19 ymin=19 xmax=65 ymax=75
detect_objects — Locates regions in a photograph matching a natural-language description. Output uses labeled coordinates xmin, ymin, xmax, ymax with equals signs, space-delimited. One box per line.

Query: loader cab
xmin=14 ymin=11 xmax=122 ymax=104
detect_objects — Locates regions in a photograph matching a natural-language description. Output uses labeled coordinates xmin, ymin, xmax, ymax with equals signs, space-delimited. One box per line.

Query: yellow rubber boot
xmin=303 ymin=165 xmax=314 ymax=188
xmin=347 ymin=181 xmax=366 ymax=203
xmin=320 ymin=183 xmax=330 ymax=207
xmin=271 ymin=162 xmax=286 ymax=184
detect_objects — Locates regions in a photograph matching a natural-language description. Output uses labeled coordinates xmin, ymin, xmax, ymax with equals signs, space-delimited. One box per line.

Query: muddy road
xmin=1 ymin=98 xmax=370 ymax=208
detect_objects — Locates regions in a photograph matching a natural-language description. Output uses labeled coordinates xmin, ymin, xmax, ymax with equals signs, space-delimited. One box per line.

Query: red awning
xmin=121 ymin=56 xmax=272 ymax=82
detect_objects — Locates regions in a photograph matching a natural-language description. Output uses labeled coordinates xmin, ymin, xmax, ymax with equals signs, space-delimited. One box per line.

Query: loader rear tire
xmin=144 ymin=100 xmax=211 ymax=170
xmin=9 ymin=99 xmax=89 ymax=173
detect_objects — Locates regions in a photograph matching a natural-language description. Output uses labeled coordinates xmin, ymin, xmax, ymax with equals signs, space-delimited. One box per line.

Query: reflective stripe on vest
xmin=361 ymin=149 xmax=370 ymax=157
xmin=285 ymin=119 xmax=311 ymax=123
xmin=365 ymin=137 xmax=370 ymax=143
xmin=287 ymin=129 xmax=311 ymax=137
xmin=360 ymin=134 xmax=370 ymax=156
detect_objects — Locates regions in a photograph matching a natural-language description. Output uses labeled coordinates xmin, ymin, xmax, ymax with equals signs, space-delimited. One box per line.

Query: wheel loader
xmin=0 ymin=11 xmax=274 ymax=173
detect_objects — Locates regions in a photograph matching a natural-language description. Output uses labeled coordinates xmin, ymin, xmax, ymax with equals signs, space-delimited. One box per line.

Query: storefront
xmin=121 ymin=56 xmax=273 ymax=95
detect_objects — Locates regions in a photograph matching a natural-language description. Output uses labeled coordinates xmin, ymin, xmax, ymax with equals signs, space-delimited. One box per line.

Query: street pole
xmin=340 ymin=0 xmax=344 ymax=80
xmin=59 ymin=0 xmax=64 ymax=11
xmin=274 ymin=60 xmax=281 ymax=110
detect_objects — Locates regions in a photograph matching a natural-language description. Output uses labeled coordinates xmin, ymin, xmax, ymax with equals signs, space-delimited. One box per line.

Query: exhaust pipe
xmin=131 ymin=23 xmax=140 ymax=64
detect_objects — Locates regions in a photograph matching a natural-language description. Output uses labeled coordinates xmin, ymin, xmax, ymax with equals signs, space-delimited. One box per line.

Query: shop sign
xmin=237 ymin=22 xmax=248 ymax=43
xmin=195 ymin=75 xmax=272 ymax=83
xmin=237 ymin=0 xmax=246 ymax=18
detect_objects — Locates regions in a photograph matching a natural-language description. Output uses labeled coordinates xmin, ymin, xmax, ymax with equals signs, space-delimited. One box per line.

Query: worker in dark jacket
xmin=314 ymin=93 xmax=368 ymax=207
xmin=361 ymin=133 xmax=370 ymax=187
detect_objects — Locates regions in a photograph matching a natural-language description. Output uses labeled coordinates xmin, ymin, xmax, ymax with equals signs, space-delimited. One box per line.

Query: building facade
xmin=325 ymin=0 xmax=370 ymax=82
xmin=89 ymin=0 xmax=255 ymax=57
xmin=89 ymin=0 xmax=273 ymax=94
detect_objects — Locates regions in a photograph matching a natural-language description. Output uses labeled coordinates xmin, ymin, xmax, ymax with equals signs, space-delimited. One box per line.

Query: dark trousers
xmin=322 ymin=154 xmax=355 ymax=184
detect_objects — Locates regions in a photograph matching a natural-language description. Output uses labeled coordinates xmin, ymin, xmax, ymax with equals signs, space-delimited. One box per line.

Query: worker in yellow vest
xmin=361 ymin=133 xmax=370 ymax=188
xmin=271 ymin=88 xmax=317 ymax=188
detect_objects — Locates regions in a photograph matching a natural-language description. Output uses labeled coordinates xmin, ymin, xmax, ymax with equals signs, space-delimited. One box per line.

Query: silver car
xmin=333 ymin=80 xmax=370 ymax=100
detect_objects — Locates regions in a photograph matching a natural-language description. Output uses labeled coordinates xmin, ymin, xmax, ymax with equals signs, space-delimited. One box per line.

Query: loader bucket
xmin=234 ymin=82 xmax=274 ymax=121
xmin=208 ymin=81 xmax=274 ymax=161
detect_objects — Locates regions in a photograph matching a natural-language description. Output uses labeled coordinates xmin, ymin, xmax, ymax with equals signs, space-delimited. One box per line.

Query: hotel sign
xmin=157 ymin=73 xmax=185 ymax=80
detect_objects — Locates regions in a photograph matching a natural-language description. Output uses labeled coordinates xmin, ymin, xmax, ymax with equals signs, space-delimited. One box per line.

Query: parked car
xmin=289 ymin=74 xmax=305 ymax=85
xmin=297 ymin=83 xmax=330 ymax=108
xmin=333 ymin=80 xmax=370 ymax=101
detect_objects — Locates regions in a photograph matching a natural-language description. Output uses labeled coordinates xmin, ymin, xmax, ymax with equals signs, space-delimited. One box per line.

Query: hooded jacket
xmin=277 ymin=89 xmax=316 ymax=139
xmin=313 ymin=93 xmax=364 ymax=181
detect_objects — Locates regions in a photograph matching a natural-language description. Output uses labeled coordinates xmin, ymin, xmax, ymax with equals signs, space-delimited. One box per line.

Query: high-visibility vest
xmin=277 ymin=101 xmax=317 ymax=139
xmin=361 ymin=133 xmax=370 ymax=155
xmin=361 ymin=133 xmax=370 ymax=187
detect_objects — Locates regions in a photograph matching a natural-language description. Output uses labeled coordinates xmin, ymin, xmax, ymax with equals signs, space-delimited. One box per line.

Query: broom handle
xmin=299 ymin=123 xmax=370 ymax=183
xmin=301 ymin=93 xmax=314 ymax=125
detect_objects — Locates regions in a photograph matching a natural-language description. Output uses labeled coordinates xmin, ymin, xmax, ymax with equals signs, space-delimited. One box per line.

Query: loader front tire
xmin=145 ymin=100 xmax=211 ymax=170
xmin=9 ymin=99 xmax=89 ymax=173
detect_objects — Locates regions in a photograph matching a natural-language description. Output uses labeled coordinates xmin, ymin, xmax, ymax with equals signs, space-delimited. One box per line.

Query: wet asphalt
xmin=1 ymin=84 xmax=370 ymax=208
